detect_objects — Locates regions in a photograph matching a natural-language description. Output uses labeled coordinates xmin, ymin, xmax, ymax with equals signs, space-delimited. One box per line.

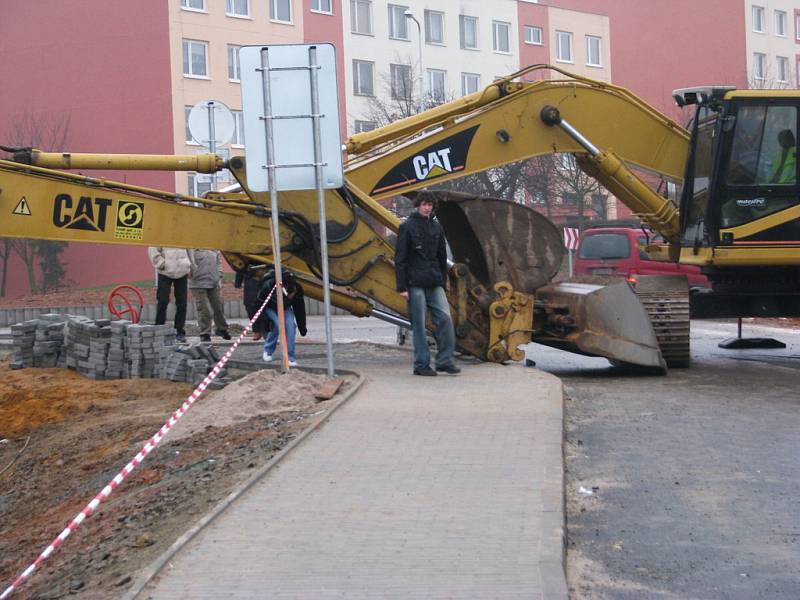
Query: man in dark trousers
xmin=395 ymin=196 xmax=460 ymax=376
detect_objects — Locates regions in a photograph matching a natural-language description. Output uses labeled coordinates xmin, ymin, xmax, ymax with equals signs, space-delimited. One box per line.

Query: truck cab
xmin=574 ymin=225 xmax=710 ymax=290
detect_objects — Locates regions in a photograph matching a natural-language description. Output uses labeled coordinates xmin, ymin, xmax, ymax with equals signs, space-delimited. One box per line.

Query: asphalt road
xmin=525 ymin=320 xmax=800 ymax=599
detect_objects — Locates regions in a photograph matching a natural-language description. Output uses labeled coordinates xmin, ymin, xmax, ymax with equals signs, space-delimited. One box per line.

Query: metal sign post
xmin=258 ymin=47 xmax=290 ymax=371
xmin=240 ymin=43 xmax=343 ymax=376
xmin=206 ymin=101 xmax=217 ymax=192
xmin=308 ymin=46 xmax=335 ymax=377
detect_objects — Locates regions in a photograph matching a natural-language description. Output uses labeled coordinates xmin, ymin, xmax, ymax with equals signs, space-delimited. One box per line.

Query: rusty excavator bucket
xmin=419 ymin=191 xmax=666 ymax=370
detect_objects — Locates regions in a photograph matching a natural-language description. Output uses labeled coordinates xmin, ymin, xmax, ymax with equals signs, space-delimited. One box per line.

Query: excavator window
xmin=680 ymin=106 xmax=717 ymax=246
xmin=720 ymin=104 xmax=799 ymax=228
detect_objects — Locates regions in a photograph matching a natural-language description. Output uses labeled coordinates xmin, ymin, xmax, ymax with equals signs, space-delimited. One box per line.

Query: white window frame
xmin=311 ymin=0 xmax=333 ymax=14
xmin=492 ymin=20 xmax=511 ymax=54
xmin=752 ymin=5 xmax=765 ymax=33
xmin=777 ymin=56 xmax=789 ymax=83
xmin=232 ymin=110 xmax=245 ymax=146
xmin=524 ymin=25 xmax=543 ymax=45
xmin=556 ymin=30 xmax=573 ymax=63
xmin=352 ymin=59 xmax=374 ymax=96
xmin=388 ymin=4 xmax=409 ymax=40
xmin=585 ymin=35 xmax=602 ymax=67
xmin=390 ymin=63 xmax=412 ymax=99
xmin=188 ymin=173 xmax=213 ymax=197
xmin=227 ymin=45 xmax=241 ymax=81
xmin=753 ymin=52 xmax=766 ymax=81
xmin=185 ymin=107 xmax=198 ymax=145
xmin=459 ymin=15 xmax=478 ymax=50
xmin=270 ymin=0 xmax=292 ymax=23
xmin=350 ymin=0 xmax=373 ymax=35
xmin=354 ymin=120 xmax=377 ymax=133
xmin=461 ymin=72 xmax=480 ymax=96
xmin=225 ymin=0 xmax=250 ymax=18
xmin=427 ymin=68 xmax=446 ymax=102
xmin=424 ymin=10 xmax=444 ymax=45
xmin=775 ymin=10 xmax=786 ymax=37
xmin=180 ymin=0 xmax=205 ymax=12
xmin=182 ymin=39 xmax=209 ymax=78
xmin=796 ymin=14 xmax=800 ymax=40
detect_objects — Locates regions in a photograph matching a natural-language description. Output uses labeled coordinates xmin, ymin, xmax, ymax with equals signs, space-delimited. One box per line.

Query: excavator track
xmin=635 ymin=276 xmax=691 ymax=368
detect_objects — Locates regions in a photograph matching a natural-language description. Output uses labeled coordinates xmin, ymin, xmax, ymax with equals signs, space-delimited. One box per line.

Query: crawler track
xmin=636 ymin=286 xmax=691 ymax=368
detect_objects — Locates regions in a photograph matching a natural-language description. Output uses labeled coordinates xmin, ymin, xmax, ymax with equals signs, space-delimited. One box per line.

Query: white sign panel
xmin=187 ymin=100 xmax=235 ymax=148
xmin=239 ymin=43 xmax=344 ymax=192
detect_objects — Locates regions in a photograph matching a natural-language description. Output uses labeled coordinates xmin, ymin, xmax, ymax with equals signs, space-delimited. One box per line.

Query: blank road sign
xmin=239 ymin=43 xmax=343 ymax=192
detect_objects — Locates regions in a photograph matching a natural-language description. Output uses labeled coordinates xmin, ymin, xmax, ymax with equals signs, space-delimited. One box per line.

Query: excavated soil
xmin=0 ymin=355 xmax=354 ymax=599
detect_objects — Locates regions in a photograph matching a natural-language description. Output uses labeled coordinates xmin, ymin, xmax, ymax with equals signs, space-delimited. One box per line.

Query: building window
xmin=270 ymin=0 xmax=292 ymax=22
xmin=459 ymin=15 xmax=478 ymax=50
xmin=556 ymin=30 xmax=573 ymax=63
xmin=352 ymin=59 xmax=374 ymax=95
xmin=492 ymin=21 xmax=510 ymax=53
xmin=524 ymin=25 xmax=542 ymax=45
xmin=226 ymin=0 xmax=249 ymax=17
xmin=351 ymin=0 xmax=372 ymax=34
xmin=425 ymin=10 xmax=444 ymax=44
xmin=777 ymin=56 xmax=789 ymax=83
xmin=311 ymin=0 xmax=333 ymax=14
xmin=427 ymin=69 xmax=446 ymax=102
xmin=775 ymin=10 xmax=786 ymax=36
xmin=188 ymin=173 xmax=213 ymax=197
xmin=752 ymin=5 xmax=765 ymax=33
xmin=181 ymin=0 xmax=205 ymax=11
xmin=586 ymin=35 xmax=602 ymax=67
xmin=753 ymin=52 xmax=766 ymax=81
xmin=227 ymin=45 xmax=241 ymax=81
xmin=354 ymin=120 xmax=377 ymax=133
xmin=232 ymin=110 xmax=245 ymax=146
xmin=796 ymin=14 xmax=800 ymax=40
xmin=461 ymin=72 xmax=480 ymax=96
xmin=390 ymin=63 xmax=412 ymax=99
xmin=184 ymin=107 xmax=197 ymax=144
xmin=388 ymin=4 xmax=409 ymax=40
xmin=182 ymin=39 xmax=208 ymax=78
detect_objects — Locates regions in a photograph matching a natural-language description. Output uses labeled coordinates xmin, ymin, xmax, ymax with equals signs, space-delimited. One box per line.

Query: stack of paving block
xmin=125 ymin=324 xmax=175 ymax=379
xmin=64 ymin=316 xmax=113 ymax=379
xmin=159 ymin=343 xmax=227 ymax=388
xmin=106 ymin=320 xmax=130 ymax=379
xmin=10 ymin=320 xmax=38 ymax=368
xmin=34 ymin=315 xmax=68 ymax=368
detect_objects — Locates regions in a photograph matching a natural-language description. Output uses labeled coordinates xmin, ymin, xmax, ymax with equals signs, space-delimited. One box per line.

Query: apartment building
xmin=745 ymin=1 xmax=799 ymax=88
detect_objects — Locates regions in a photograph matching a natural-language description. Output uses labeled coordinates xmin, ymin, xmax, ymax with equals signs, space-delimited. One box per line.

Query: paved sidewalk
xmin=132 ymin=344 xmax=566 ymax=599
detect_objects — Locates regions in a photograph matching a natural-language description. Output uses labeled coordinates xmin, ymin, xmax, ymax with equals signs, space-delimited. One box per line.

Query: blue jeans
xmin=408 ymin=286 xmax=455 ymax=370
xmin=263 ymin=307 xmax=296 ymax=361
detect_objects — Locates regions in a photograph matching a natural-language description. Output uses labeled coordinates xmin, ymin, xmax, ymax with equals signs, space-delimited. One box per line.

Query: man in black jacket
xmin=395 ymin=196 xmax=460 ymax=376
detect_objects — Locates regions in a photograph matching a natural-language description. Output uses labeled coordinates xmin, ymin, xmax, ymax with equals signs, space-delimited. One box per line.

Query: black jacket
xmin=395 ymin=211 xmax=448 ymax=291
xmin=257 ymin=269 xmax=307 ymax=336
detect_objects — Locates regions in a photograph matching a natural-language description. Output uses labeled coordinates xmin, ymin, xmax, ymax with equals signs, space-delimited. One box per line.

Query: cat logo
xmin=370 ymin=125 xmax=479 ymax=195
xmin=412 ymin=148 xmax=453 ymax=181
xmin=52 ymin=194 xmax=112 ymax=232
xmin=115 ymin=201 xmax=145 ymax=241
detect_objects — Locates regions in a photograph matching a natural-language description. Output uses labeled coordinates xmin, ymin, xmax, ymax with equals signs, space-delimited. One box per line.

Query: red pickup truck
xmin=573 ymin=226 xmax=710 ymax=289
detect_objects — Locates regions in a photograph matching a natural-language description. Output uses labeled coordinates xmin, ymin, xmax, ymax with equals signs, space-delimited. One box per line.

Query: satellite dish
xmin=188 ymin=100 xmax=235 ymax=149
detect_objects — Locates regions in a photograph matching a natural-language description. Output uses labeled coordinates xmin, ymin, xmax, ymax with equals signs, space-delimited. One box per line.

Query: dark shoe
xmin=413 ymin=366 xmax=437 ymax=376
xmin=200 ymin=334 xmax=211 ymax=342
xmin=175 ymin=333 xmax=187 ymax=343
xmin=436 ymin=364 xmax=461 ymax=374
xmin=216 ymin=329 xmax=232 ymax=340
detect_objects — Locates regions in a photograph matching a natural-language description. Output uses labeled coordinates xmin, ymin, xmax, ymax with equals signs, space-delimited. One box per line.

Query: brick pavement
xmin=130 ymin=343 xmax=566 ymax=599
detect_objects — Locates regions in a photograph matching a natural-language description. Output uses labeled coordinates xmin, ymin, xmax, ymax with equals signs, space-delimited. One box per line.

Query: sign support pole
xmin=308 ymin=46 xmax=336 ymax=377
xmin=259 ymin=47 xmax=290 ymax=371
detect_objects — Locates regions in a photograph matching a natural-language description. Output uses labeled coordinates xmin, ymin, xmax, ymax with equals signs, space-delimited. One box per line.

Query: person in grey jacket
xmin=148 ymin=247 xmax=192 ymax=342
xmin=188 ymin=249 xmax=230 ymax=342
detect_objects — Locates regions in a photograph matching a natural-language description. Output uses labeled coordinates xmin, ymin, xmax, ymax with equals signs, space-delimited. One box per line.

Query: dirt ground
xmin=0 ymin=352 xmax=354 ymax=599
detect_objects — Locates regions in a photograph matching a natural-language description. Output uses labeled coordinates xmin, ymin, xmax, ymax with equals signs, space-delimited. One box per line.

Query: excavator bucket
xmin=420 ymin=190 xmax=564 ymax=292
xmin=533 ymin=278 xmax=667 ymax=371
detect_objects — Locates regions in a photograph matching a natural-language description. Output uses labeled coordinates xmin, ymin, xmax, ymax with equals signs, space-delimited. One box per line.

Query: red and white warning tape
xmin=0 ymin=286 xmax=277 ymax=599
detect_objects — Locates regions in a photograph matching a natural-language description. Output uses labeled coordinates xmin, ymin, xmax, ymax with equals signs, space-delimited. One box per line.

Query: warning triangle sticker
xmin=12 ymin=197 xmax=32 ymax=216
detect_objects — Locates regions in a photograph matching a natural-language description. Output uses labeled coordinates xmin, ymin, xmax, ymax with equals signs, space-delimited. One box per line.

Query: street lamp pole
xmin=404 ymin=10 xmax=424 ymax=101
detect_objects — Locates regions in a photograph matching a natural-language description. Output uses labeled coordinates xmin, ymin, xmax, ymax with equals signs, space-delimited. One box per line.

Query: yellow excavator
xmin=3 ymin=65 xmax=799 ymax=371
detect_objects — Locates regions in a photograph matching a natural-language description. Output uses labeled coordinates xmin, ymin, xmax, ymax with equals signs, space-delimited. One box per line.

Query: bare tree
xmin=2 ymin=110 xmax=72 ymax=295
xmin=553 ymin=154 xmax=602 ymax=231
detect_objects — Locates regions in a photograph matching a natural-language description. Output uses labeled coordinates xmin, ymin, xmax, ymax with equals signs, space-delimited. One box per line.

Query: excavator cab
xmin=677 ymin=88 xmax=800 ymax=318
